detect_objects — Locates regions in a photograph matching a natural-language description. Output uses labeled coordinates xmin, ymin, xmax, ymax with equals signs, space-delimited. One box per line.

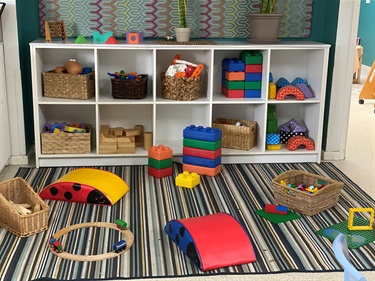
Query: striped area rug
xmin=1 ymin=163 xmax=374 ymax=280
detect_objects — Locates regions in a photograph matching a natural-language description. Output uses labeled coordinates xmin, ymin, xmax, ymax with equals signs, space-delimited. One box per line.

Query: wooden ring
xmin=49 ymin=222 xmax=134 ymax=261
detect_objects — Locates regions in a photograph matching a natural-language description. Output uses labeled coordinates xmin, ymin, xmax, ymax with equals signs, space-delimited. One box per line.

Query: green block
xmin=267 ymin=119 xmax=278 ymax=133
xmin=74 ymin=35 xmax=87 ymax=44
xmin=223 ymin=79 xmax=245 ymax=90
xmin=183 ymin=138 xmax=222 ymax=151
xmin=148 ymin=157 xmax=172 ymax=169
xmin=256 ymin=209 xmax=300 ymax=224
xmin=240 ymin=50 xmax=263 ymax=64
xmin=245 ymin=81 xmax=262 ymax=90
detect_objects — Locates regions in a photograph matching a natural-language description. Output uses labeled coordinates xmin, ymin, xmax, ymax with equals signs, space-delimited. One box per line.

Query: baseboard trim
xmin=321 ymin=150 xmax=345 ymax=161
xmin=7 ymin=146 xmax=35 ymax=166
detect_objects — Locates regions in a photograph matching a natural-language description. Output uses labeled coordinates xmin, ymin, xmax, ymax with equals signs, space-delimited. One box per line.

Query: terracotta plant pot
xmin=248 ymin=13 xmax=283 ymax=43
xmin=175 ymin=27 xmax=191 ymax=42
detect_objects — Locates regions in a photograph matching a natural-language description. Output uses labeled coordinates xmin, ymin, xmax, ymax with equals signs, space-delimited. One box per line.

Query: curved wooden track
xmin=49 ymin=222 xmax=134 ymax=262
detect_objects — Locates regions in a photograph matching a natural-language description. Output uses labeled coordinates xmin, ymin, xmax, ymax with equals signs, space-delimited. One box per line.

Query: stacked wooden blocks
xmin=182 ymin=125 xmax=222 ymax=176
xmin=221 ymin=51 xmax=263 ymax=98
xmin=99 ymin=125 xmax=143 ymax=154
xmin=148 ymin=145 xmax=173 ymax=178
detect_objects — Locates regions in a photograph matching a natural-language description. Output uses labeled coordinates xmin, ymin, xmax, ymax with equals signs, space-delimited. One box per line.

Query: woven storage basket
xmin=41 ymin=124 xmax=92 ymax=154
xmin=0 ymin=177 xmax=49 ymax=237
xmin=161 ymin=73 xmax=201 ymax=101
xmin=111 ymin=74 xmax=148 ymax=99
xmin=43 ymin=71 xmax=95 ymax=100
xmin=212 ymin=118 xmax=257 ymax=150
xmin=272 ymin=170 xmax=344 ymax=216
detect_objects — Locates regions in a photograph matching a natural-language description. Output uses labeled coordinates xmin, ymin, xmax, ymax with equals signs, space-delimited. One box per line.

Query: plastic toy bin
xmin=0 ymin=177 xmax=49 ymax=237
xmin=272 ymin=170 xmax=344 ymax=216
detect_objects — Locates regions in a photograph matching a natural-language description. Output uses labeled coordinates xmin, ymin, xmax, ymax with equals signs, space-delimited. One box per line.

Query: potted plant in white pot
xmin=175 ymin=0 xmax=191 ymax=42
xmin=248 ymin=0 xmax=283 ymax=43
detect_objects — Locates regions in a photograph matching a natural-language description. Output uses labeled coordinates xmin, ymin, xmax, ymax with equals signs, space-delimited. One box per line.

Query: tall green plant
xmin=178 ymin=0 xmax=187 ymax=28
xmin=261 ymin=0 xmax=277 ymax=14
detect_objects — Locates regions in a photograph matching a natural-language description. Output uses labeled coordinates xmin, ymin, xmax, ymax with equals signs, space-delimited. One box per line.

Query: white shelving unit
xmin=30 ymin=39 xmax=330 ymax=167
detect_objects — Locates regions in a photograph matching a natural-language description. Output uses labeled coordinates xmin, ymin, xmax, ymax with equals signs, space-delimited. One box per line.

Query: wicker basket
xmin=41 ymin=124 xmax=92 ymax=154
xmin=43 ymin=71 xmax=95 ymax=100
xmin=0 ymin=177 xmax=49 ymax=237
xmin=272 ymin=170 xmax=344 ymax=216
xmin=212 ymin=118 xmax=257 ymax=150
xmin=111 ymin=75 xmax=148 ymax=99
xmin=161 ymin=73 xmax=201 ymax=101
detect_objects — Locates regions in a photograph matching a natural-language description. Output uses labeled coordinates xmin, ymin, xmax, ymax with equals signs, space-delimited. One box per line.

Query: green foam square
xmin=256 ymin=209 xmax=301 ymax=224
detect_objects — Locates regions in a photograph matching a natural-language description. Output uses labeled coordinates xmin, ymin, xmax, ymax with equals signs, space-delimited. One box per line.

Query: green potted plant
xmin=248 ymin=0 xmax=284 ymax=43
xmin=175 ymin=0 xmax=191 ymax=42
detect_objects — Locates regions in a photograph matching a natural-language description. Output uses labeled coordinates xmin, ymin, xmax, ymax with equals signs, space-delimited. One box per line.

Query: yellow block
xmin=267 ymin=144 xmax=282 ymax=150
xmin=347 ymin=207 xmax=374 ymax=231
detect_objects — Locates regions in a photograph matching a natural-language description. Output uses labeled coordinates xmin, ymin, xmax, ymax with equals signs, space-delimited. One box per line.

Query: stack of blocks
xmin=182 ymin=125 xmax=222 ymax=177
xmin=221 ymin=51 xmax=263 ymax=98
xmin=266 ymin=105 xmax=281 ymax=150
xmin=148 ymin=145 xmax=173 ymax=178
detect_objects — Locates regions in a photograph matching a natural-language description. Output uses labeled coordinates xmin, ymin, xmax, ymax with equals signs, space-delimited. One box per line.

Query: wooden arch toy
xmin=286 ymin=136 xmax=315 ymax=151
xmin=276 ymin=85 xmax=305 ymax=100
xmin=49 ymin=222 xmax=134 ymax=261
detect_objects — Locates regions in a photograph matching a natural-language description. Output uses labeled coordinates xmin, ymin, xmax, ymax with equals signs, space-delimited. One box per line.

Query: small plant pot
xmin=175 ymin=27 xmax=191 ymax=42
xmin=248 ymin=13 xmax=283 ymax=43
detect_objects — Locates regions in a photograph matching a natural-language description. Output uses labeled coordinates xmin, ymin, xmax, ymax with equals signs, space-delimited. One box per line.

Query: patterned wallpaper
xmin=39 ymin=0 xmax=313 ymax=39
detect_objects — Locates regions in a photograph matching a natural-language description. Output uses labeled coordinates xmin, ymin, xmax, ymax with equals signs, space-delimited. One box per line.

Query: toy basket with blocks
xmin=272 ymin=170 xmax=344 ymax=216
xmin=111 ymin=74 xmax=148 ymax=99
xmin=211 ymin=118 xmax=257 ymax=150
xmin=0 ymin=177 xmax=49 ymax=237
xmin=160 ymin=73 xmax=201 ymax=101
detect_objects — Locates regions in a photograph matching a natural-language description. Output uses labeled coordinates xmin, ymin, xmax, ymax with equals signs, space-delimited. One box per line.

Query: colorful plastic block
xmin=74 ymin=35 xmax=87 ymax=44
xmin=264 ymin=204 xmax=288 ymax=215
xmin=245 ymin=64 xmax=262 ymax=73
xmin=105 ymin=36 xmax=118 ymax=44
xmin=93 ymin=31 xmax=113 ymax=44
xmin=183 ymin=155 xmax=221 ymax=168
xmin=222 ymin=79 xmax=245 ymax=90
xmin=183 ymin=138 xmax=222 ymax=151
xmin=126 ymin=32 xmax=143 ymax=44
xmin=348 ymin=208 xmax=374 ymax=231
xmin=278 ymin=118 xmax=307 ymax=133
xmin=286 ymin=136 xmax=315 ymax=151
xmin=266 ymin=119 xmax=278 ymax=134
xmin=183 ymin=163 xmax=222 ymax=177
xmin=266 ymin=144 xmax=282 ymax=150
xmin=148 ymin=166 xmax=173 ymax=178
xmin=223 ymin=70 xmax=245 ymax=81
xmin=245 ymin=81 xmax=262 ymax=90
xmin=276 ymin=85 xmax=305 ymax=100
xmin=240 ymin=50 xmax=263 ymax=64
xmin=268 ymin=82 xmax=277 ymax=99
xmin=183 ymin=147 xmax=222 ymax=159
xmin=222 ymin=58 xmax=245 ymax=72
xmin=245 ymin=73 xmax=262 ymax=82
xmin=183 ymin=125 xmax=222 ymax=142
xmin=279 ymin=131 xmax=307 ymax=143
xmin=175 ymin=171 xmax=200 ymax=189
xmin=266 ymin=133 xmax=280 ymax=144
xmin=148 ymin=157 xmax=173 ymax=169
xmin=148 ymin=145 xmax=173 ymax=160
xmin=244 ymin=89 xmax=261 ymax=98
xmin=222 ymin=87 xmax=244 ymax=98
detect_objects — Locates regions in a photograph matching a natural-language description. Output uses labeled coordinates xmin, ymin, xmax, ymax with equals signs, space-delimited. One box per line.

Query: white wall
xmin=1 ymin=0 xmax=27 ymax=165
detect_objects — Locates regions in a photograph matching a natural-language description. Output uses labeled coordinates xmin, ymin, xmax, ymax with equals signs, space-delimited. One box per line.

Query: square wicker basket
xmin=211 ymin=118 xmax=257 ymax=150
xmin=272 ymin=170 xmax=344 ymax=216
xmin=0 ymin=177 xmax=49 ymax=237
xmin=41 ymin=124 xmax=92 ymax=154
xmin=43 ymin=71 xmax=95 ymax=100
xmin=111 ymin=74 xmax=148 ymax=99
xmin=160 ymin=73 xmax=201 ymax=101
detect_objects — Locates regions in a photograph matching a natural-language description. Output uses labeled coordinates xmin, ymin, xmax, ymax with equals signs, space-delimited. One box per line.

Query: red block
xmin=222 ymin=87 xmax=244 ymax=98
xmin=183 ymin=147 xmax=222 ymax=159
xmin=245 ymin=64 xmax=262 ymax=73
xmin=264 ymin=204 xmax=287 ymax=215
xmin=148 ymin=166 xmax=172 ymax=178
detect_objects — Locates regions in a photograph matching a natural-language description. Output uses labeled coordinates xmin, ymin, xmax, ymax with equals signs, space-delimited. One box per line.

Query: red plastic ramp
xmin=164 ymin=212 xmax=256 ymax=271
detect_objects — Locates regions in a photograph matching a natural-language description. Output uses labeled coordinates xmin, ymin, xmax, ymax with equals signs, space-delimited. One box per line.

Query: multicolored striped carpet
xmin=1 ymin=163 xmax=374 ymax=280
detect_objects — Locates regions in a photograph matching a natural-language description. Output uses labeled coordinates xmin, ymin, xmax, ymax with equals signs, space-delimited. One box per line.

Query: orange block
xmin=225 ymin=71 xmax=245 ymax=81
xmin=148 ymin=145 xmax=173 ymax=160
xmin=183 ymin=164 xmax=221 ymax=177
xmin=126 ymin=32 xmax=143 ymax=44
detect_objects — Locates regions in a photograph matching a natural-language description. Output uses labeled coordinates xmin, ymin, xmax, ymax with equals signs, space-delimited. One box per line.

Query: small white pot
xmin=175 ymin=27 xmax=191 ymax=42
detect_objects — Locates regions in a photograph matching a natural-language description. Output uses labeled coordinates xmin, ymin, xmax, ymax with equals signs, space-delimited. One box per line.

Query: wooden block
xmin=117 ymin=136 xmax=135 ymax=143
xmin=118 ymin=141 xmax=136 ymax=148
xmin=100 ymin=133 xmax=117 ymax=143
xmin=100 ymin=125 xmax=110 ymax=137
xmin=124 ymin=129 xmax=141 ymax=136
xmin=99 ymin=149 xmax=119 ymax=154
xmin=117 ymin=147 xmax=136 ymax=154
xmin=113 ymin=127 xmax=125 ymax=136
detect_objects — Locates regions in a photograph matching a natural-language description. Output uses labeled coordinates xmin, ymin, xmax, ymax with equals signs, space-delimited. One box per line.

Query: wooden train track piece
xmin=49 ymin=222 xmax=134 ymax=262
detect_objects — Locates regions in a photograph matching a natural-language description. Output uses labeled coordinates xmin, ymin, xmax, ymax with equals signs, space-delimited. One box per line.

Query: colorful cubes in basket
xmin=148 ymin=145 xmax=173 ymax=178
xmin=41 ymin=123 xmax=92 ymax=154
xmin=211 ymin=118 xmax=257 ymax=151
xmin=0 ymin=177 xmax=49 ymax=237
xmin=43 ymin=71 xmax=95 ymax=100
xmin=221 ymin=51 xmax=262 ymax=98
xmin=182 ymin=125 xmax=222 ymax=176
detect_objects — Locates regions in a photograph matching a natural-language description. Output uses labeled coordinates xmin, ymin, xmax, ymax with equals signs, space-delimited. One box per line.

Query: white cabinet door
xmin=0 ymin=42 xmax=10 ymax=171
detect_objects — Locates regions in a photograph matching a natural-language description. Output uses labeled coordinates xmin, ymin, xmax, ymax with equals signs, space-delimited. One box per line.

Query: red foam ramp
xmin=165 ymin=212 xmax=256 ymax=271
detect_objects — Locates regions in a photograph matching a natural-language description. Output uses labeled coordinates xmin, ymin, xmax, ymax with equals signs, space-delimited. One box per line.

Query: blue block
xmin=183 ymin=155 xmax=221 ymax=168
xmin=276 ymin=205 xmax=288 ymax=213
xmin=245 ymin=89 xmax=261 ymax=98
xmin=266 ymin=133 xmax=280 ymax=144
xmin=222 ymin=58 xmax=245 ymax=72
xmin=245 ymin=73 xmax=262 ymax=82
xmin=183 ymin=125 xmax=222 ymax=142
